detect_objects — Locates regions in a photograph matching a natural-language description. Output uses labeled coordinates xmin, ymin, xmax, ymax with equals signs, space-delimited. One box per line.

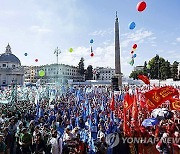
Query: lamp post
xmin=54 ymin=47 xmax=61 ymax=85
xmin=54 ymin=47 xmax=61 ymax=65
xmin=11 ymin=79 xmax=17 ymax=105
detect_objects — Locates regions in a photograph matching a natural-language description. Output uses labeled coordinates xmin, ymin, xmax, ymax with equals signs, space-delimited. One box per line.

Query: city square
xmin=0 ymin=0 xmax=180 ymax=154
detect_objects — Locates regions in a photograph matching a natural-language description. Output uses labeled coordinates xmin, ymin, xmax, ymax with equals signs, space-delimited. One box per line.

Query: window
xmin=2 ymin=64 xmax=6 ymax=67
xmin=12 ymin=65 xmax=15 ymax=68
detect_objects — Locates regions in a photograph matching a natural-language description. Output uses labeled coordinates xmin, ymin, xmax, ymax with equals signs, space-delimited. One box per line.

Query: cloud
xmin=30 ymin=25 xmax=52 ymax=33
xmin=89 ymin=28 xmax=113 ymax=36
xmin=0 ymin=10 xmax=17 ymax=17
xmin=58 ymin=41 xmax=133 ymax=75
xmin=148 ymin=37 xmax=156 ymax=40
xmin=176 ymin=37 xmax=180 ymax=42
xmin=121 ymin=28 xmax=153 ymax=48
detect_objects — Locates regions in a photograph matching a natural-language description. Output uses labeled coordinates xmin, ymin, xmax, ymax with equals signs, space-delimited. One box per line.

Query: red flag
xmin=132 ymin=95 xmax=138 ymax=120
xmin=123 ymin=109 xmax=131 ymax=136
xmin=138 ymin=74 xmax=150 ymax=85
xmin=169 ymin=98 xmax=180 ymax=111
xmin=139 ymin=93 xmax=146 ymax=107
xmin=144 ymin=86 xmax=179 ymax=110
xmin=123 ymin=93 xmax=133 ymax=111
xmin=110 ymin=94 xmax=115 ymax=111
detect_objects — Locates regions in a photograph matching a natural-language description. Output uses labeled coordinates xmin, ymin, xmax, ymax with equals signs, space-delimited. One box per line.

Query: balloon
xmin=90 ymin=52 xmax=94 ymax=57
xmin=129 ymin=22 xmax=136 ymax=30
xmin=133 ymin=54 xmax=137 ymax=58
xmin=129 ymin=59 xmax=134 ymax=66
xmin=35 ymin=59 xmax=38 ymax=62
xmin=24 ymin=53 xmax=28 ymax=56
xmin=39 ymin=70 xmax=45 ymax=77
xmin=90 ymin=39 xmax=93 ymax=44
xmin=137 ymin=1 xmax=147 ymax=12
xmin=132 ymin=44 xmax=138 ymax=49
xmin=69 ymin=48 xmax=73 ymax=53
xmin=131 ymin=51 xmax=134 ymax=54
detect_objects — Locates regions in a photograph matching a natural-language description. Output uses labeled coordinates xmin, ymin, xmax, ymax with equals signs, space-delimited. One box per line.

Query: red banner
xmin=144 ymin=86 xmax=179 ymax=110
xmin=169 ymin=98 xmax=180 ymax=111
xmin=123 ymin=93 xmax=133 ymax=111
xmin=123 ymin=110 xmax=131 ymax=136
xmin=138 ymin=74 xmax=150 ymax=85
xmin=132 ymin=95 xmax=138 ymax=121
xmin=110 ymin=94 xmax=115 ymax=111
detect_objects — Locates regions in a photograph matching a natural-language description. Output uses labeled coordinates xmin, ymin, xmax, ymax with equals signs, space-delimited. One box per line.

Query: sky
xmin=0 ymin=0 xmax=180 ymax=76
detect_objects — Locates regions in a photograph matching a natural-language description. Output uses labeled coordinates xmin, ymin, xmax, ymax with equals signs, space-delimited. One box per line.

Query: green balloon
xmin=39 ymin=70 xmax=45 ymax=77
xmin=69 ymin=48 xmax=73 ymax=53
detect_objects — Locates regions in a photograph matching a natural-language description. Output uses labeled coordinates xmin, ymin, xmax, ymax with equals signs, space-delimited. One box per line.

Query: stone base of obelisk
xmin=112 ymin=74 xmax=122 ymax=91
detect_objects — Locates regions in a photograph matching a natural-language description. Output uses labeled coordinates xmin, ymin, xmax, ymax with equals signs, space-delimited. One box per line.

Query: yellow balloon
xmin=69 ymin=48 xmax=73 ymax=53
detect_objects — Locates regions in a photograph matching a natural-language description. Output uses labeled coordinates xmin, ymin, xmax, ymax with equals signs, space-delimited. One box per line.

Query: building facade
xmin=24 ymin=64 xmax=83 ymax=85
xmin=93 ymin=67 xmax=115 ymax=80
xmin=0 ymin=44 xmax=24 ymax=86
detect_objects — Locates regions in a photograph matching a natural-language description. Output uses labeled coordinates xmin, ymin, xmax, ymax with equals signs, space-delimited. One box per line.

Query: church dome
xmin=0 ymin=44 xmax=21 ymax=65
xmin=0 ymin=53 xmax=21 ymax=64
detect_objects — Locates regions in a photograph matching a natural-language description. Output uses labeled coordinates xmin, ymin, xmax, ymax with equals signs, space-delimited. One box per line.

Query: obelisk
xmin=115 ymin=12 xmax=122 ymax=87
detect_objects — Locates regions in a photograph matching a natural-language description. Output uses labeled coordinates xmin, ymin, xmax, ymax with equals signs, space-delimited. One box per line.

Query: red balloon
xmin=131 ymin=51 xmax=134 ymax=54
xmin=90 ymin=53 xmax=94 ymax=57
xmin=137 ymin=1 xmax=147 ymax=12
xmin=35 ymin=59 xmax=38 ymax=62
xmin=132 ymin=44 xmax=137 ymax=49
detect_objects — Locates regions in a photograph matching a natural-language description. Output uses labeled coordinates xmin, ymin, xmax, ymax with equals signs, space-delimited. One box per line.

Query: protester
xmin=0 ymin=84 xmax=179 ymax=154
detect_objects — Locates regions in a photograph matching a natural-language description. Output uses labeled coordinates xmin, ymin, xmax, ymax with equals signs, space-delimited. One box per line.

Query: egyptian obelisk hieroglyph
xmin=115 ymin=12 xmax=122 ymax=86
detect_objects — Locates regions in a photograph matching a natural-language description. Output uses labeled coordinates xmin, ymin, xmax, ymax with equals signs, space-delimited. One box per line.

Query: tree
xmin=129 ymin=70 xmax=143 ymax=80
xmin=78 ymin=57 xmax=85 ymax=76
xmin=85 ymin=65 xmax=93 ymax=80
xmin=148 ymin=54 xmax=166 ymax=79
xmin=143 ymin=61 xmax=148 ymax=76
xmin=159 ymin=60 xmax=171 ymax=80
xmin=171 ymin=61 xmax=179 ymax=81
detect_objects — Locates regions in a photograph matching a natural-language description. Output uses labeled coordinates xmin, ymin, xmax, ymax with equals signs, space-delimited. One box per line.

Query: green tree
xmin=143 ymin=61 xmax=148 ymax=76
xmin=171 ymin=61 xmax=179 ymax=81
xmin=85 ymin=65 xmax=93 ymax=80
xmin=78 ymin=57 xmax=85 ymax=76
xmin=129 ymin=70 xmax=143 ymax=80
xmin=148 ymin=54 xmax=165 ymax=79
xmin=159 ymin=60 xmax=171 ymax=80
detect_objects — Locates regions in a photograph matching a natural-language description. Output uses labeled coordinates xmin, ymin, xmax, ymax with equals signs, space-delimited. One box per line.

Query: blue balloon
xmin=90 ymin=39 xmax=93 ymax=44
xmin=133 ymin=54 xmax=137 ymax=58
xmin=129 ymin=22 xmax=136 ymax=30
xmin=24 ymin=53 xmax=28 ymax=56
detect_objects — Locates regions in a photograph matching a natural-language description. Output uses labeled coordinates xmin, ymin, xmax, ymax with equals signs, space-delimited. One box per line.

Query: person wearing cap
xmin=0 ymin=134 xmax=6 ymax=154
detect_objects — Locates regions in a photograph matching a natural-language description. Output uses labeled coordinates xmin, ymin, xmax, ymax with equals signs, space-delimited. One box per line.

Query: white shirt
xmin=50 ymin=137 xmax=62 ymax=154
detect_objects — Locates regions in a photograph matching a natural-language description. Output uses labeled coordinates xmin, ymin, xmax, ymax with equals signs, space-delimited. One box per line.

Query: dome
xmin=0 ymin=44 xmax=21 ymax=65
xmin=0 ymin=53 xmax=21 ymax=64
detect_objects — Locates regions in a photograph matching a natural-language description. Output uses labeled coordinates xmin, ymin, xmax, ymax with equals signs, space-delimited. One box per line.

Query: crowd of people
xmin=0 ymin=85 xmax=179 ymax=154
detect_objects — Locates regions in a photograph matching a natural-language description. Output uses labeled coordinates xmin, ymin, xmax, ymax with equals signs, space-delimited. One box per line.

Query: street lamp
xmin=54 ymin=47 xmax=61 ymax=85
